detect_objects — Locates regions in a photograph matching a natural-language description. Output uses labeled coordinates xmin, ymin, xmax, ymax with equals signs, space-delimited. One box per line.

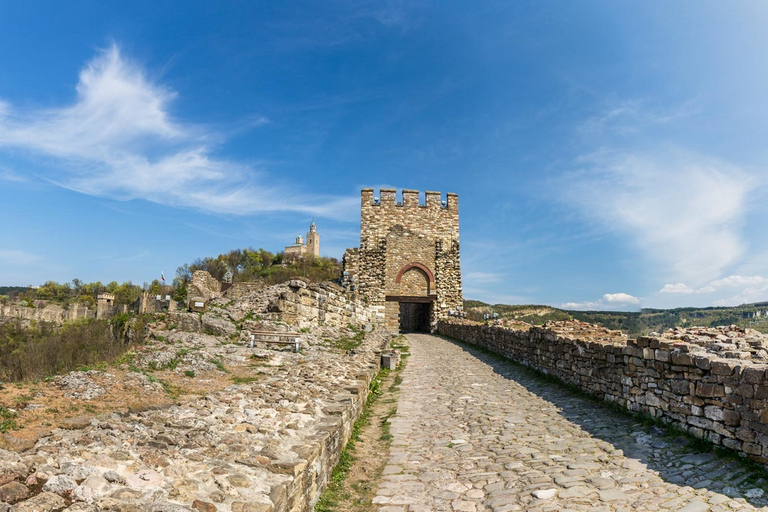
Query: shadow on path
xmin=443 ymin=336 xmax=768 ymax=508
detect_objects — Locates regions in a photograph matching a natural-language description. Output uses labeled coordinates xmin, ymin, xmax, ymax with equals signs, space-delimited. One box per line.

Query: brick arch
xmin=395 ymin=262 xmax=435 ymax=288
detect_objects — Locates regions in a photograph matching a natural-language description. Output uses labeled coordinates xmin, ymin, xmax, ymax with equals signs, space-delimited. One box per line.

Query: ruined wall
xmin=0 ymin=303 xmax=97 ymax=324
xmin=188 ymin=270 xmax=222 ymax=301
xmin=352 ymin=188 xmax=462 ymax=331
xmin=271 ymin=281 xmax=378 ymax=328
xmin=439 ymin=319 xmax=768 ymax=463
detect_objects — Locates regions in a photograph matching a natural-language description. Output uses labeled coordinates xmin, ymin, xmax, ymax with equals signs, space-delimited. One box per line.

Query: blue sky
xmin=2 ymin=1 xmax=768 ymax=310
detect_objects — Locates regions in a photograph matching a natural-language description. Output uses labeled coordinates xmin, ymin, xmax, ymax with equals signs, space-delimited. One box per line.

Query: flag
xmin=161 ymin=271 xmax=165 ymax=283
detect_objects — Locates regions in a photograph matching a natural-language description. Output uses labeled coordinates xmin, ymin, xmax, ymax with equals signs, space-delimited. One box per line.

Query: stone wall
xmin=344 ymin=188 xmax=463 ymax=331
xmin=271 ymin=280 xmax=378 ymax=329
xmin=0 ymin=302 xmax=97 ymax=325
xmin=188 ymin=270 xmax=222 ymax=301
xmin=438 ymin=319 xmax=768 ymax=463
xmin=224 ymin=282 xmax=265 ymax=301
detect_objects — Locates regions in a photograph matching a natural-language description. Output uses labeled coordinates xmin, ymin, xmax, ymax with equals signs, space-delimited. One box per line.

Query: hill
xmin=464 ymin=300 xmax=768 ymax=336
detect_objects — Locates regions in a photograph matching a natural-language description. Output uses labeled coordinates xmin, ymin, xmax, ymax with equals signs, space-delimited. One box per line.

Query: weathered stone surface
xmin=439 ymin=319 xmax=768 ymax=464
xmin=3 ymin=293 xmax=390 ymax=512
xmin=0 ymin=431 xmax=37 ymax=453
xmin=373 ymin=334 xmax=768 ymax=512
xmin=0 ymin=481 xmax=29 ymax=503
xmin=11 ymin=492 xmax=65 ymax=512
xmin=188 ymin=270 xmax=221 ymax=301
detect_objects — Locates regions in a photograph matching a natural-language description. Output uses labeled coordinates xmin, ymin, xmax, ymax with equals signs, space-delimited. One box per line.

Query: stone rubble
xmin=0 ymin=282 xmax=389 ymax=512
xmin=658 ymin=325 xmax=768 ymax=362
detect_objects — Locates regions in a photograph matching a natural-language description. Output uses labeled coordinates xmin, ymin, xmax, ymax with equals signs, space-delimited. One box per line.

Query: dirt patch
xmin=0 ymin=334 xmax=284 ymax=438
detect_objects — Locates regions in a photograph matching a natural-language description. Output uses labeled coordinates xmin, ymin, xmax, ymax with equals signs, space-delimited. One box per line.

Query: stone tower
xmin=284 ymin=221 xmax=320 ymax=260
xmin=306 ymin=219 xmax=319 ymax=257
xmin=343 ymin=188 xmax=463 ymax=332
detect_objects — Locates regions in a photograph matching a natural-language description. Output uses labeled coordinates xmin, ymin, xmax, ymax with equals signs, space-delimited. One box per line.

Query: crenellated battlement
xmin=361 ymin=188 xmax=458 ymax=210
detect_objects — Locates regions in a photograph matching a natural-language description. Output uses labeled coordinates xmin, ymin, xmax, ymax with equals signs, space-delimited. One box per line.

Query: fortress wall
xmin=273 ymin=281 xmax=380 ymax=328
xmin=439 ymin=319 xmax=768 ymax=463
xmin=0 ymin=302 xmax=96 ymax=324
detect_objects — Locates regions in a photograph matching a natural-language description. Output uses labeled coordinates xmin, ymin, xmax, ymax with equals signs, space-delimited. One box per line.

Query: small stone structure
xmin=342 ymin=188 xmax=463 ymax=332
xmin=284 ymin=220 xmax=320 ymax=261
xmin=439 ymin=319 xmax=768 ymax=463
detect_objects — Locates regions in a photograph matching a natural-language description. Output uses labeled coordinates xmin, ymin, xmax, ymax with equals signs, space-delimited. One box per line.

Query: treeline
xmin=173 ymin=247 xmax=341 ymax=299
xmin=1 ymin=279 xmax=164 ymax=309
xmin=0 ymin=316 xmax=150 ymax=382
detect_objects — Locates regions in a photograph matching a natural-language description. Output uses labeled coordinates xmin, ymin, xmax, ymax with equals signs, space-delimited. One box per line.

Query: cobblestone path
xmin=373 ymin=334 xmax=768 ymax=512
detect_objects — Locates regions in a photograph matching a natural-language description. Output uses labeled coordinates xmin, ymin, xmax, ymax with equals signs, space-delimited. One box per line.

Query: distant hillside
xmin=0 ymin=286 xmax=29 ymax=298
xmin=464 ymin=300 xmax=768 ymax=336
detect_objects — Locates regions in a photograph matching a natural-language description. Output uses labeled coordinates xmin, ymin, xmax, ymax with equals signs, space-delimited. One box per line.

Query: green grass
xmin=208 ymin=358 xmax=229 ymax=373
xmin=331 ymin=330 xmax=366 ymax=351
xmin=231 ymin=376 xmax=259 ymax=385
xmin=379 ymin=406 xmax=397 ymax=442
xmin=13 ymin=395 xmax=33 ymax=405
xmin=0 ymin=407 xmax=20 ymax=433
xmin=184 ymin=370 xmax=196 ymax=378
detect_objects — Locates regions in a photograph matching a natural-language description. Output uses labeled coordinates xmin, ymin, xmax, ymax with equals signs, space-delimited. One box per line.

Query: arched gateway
xmin=341 ymin=188 xmax=463 ymax=332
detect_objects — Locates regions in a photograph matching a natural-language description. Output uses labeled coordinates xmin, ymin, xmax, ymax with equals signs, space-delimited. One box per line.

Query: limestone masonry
xmin=439 ymin=318 xmax=768 ymax=464
xmin=342 ymin=188 xmax=463 ymax=332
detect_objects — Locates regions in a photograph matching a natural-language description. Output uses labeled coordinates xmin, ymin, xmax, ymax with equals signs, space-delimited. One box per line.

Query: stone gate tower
xmin=342 ymin=188 xmax=463 ymax=332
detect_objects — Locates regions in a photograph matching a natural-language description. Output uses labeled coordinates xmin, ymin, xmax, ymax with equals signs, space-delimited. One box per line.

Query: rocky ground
xmin=657 ymin=326 xmax=768 ymax=361
xmin=0 ymin=290 xmax=391 ymax=511
xmin=490 ymin=319 xmax=768 ymax=363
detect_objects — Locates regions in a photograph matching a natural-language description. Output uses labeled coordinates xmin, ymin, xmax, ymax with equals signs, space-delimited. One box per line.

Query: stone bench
xmin=248 ymin=330 xmax=301 ymax=352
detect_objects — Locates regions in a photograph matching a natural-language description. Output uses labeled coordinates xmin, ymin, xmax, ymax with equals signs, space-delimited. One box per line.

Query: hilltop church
xmin=284 ymin=220 xmax=319 ymax=260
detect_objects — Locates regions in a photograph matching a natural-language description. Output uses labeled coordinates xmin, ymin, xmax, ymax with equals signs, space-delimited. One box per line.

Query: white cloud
xmin=565 ymin=150 xmax=754 ymax=286
xmin=709 ymin=275 xmax=768 ymax=288
xmin=658 ymin=274 xmax=768 ymax=306
xmin=562 ymin=292 xmax=641 ymax=311
xmin=561 ymin=300 xmax=602 ymax=310
xmin=659 ymin=283 xmax=695 ymax=294
xmin=0 ymin=45 xmax=356 ymax=220
xmin=603 ymin=292 xmax=640 ymax=304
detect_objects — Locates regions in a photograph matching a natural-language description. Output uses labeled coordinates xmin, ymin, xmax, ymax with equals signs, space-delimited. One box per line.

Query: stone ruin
xmin=342 ymin=188 xmax=463 ymax=333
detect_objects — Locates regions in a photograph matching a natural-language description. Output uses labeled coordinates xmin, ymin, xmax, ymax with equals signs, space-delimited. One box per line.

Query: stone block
xmin=704 ymin=406 xmax=724 ymax=421
xmin=711 ymin=360 xmax=737 ymax=376
xmin=696 ymin=382 xmax=725 ymax=397
xmin=742 ymin=366 xmax=767 ymax=384
xmin=671 ymin=352 xmax=694 ymax=366
xmin=694 ymin=356 xmax=711 ymax=371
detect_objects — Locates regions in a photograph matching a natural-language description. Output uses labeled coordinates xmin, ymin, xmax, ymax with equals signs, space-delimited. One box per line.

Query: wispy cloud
xmin=562 ymin=292 xmax=641 ymax=311
xmin=578 ymin=99 xmax=699 ymax=137
xmin=0 ymin=45 xmax=357 ymax=220
xmin=0 ymin=249 xmax=44 ymax=266
xmin=659 ymin=275 xmax=768 ymax=306
xmin=564 ymin=150 xmax=755 ymax=286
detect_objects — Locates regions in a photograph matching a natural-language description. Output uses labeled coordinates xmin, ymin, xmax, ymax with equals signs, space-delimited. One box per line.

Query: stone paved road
xmin=373 ymin=334 xmax=768 ymax=512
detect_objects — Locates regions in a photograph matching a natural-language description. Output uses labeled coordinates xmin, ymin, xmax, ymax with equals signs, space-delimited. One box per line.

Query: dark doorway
xmin=399 ymin=302 xmax=431 ymax=332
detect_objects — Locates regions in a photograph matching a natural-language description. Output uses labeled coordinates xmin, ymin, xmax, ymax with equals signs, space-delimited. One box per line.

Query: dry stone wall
xmin=439 ymin=319 xmax=768 ymax=463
